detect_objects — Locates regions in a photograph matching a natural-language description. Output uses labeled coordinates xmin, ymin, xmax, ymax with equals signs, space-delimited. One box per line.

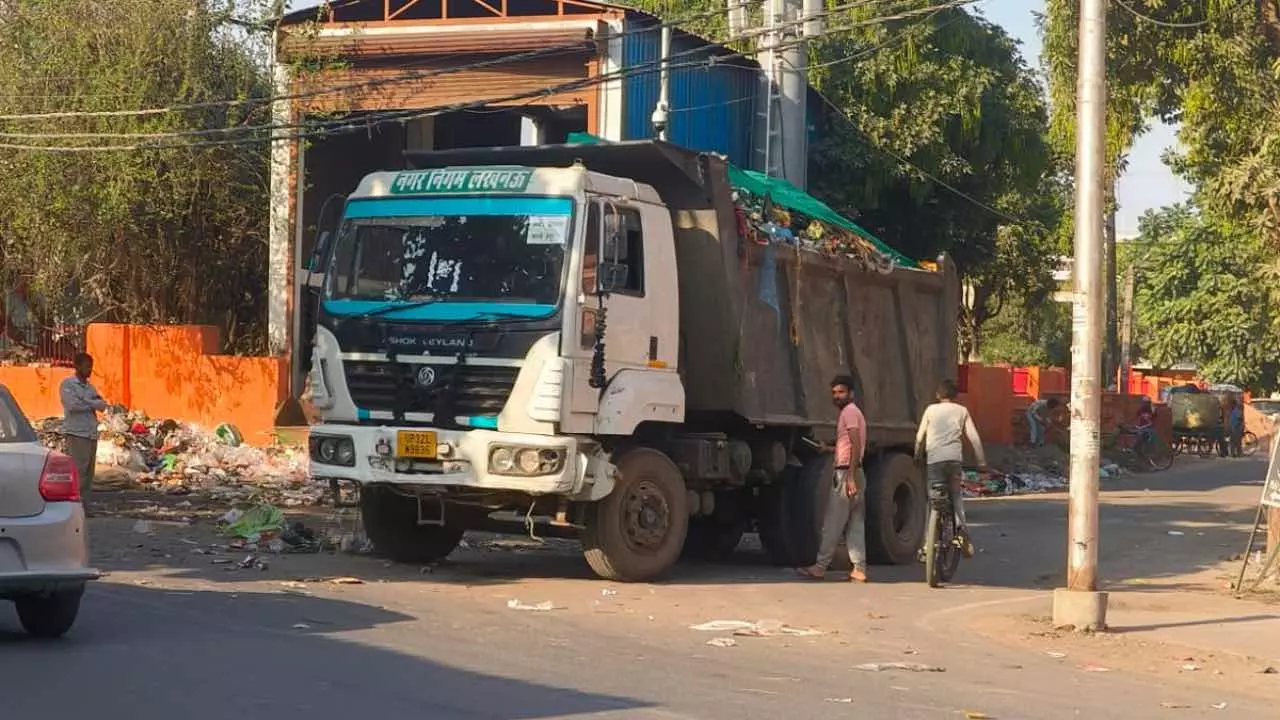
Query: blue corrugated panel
xmin=621 ymin=17 xmax=758 ymax=169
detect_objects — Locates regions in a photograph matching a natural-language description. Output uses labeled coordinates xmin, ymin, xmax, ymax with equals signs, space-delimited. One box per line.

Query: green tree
xmin=637 ymin=1 xmax=1068 ymax=359
xmin=0 ymin=0 xmax=276 ymax=352
xmin=1128 ymin=204 xmax=1278 ymax=389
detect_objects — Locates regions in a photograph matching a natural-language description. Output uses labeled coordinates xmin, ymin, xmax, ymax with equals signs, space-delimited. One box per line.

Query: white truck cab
xmin=307 ymin=163 xmax=689 ymax=579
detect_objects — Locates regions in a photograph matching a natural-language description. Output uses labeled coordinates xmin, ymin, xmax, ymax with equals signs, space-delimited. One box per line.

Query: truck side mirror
xmin=601 ymin=212 xmax=628 ymax=263
xmin=597 ymin=261 xmax=629 ymax=293
xmin=308 ymin=230 xmax=332 ymax=272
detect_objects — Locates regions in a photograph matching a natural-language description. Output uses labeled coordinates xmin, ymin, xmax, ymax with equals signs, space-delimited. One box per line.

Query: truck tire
xmin=756 ymin=457 xmax=827 ymax=567
xmin=360 ymin=487 xmax=466 ymax=565
xmin=864 ymin=453 xmax=926 ymax=565
xmin=683 ymin=490 xmax=747 ymax=561
xmin=583 ymin=448 xmax=689 ymax=581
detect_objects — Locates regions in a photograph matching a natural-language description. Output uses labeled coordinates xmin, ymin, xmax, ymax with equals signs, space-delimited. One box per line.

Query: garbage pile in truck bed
xmin=34 ymin=409 xmax=324 ymax=507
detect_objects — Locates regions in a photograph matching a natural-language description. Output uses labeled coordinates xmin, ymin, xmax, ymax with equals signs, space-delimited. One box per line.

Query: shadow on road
xmin=82 ymin=456 xmax=1272 ymax=594
xmin=0 ymin=583 xmax=650 ymax=720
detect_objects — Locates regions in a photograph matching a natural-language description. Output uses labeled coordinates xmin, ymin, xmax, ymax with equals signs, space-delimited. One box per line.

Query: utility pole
xmin=775 ymin=0 xmax=813 ymax=188
xmin=1053 ymin=0 xmax=1109 ymax=632
xmin=1104 ymin=190 xmax=1119 ymax=390
xmin=652 ymin=24 xmax=672 ymax=141
xmin=1118 ymin=264 xmax=1136 ymax=395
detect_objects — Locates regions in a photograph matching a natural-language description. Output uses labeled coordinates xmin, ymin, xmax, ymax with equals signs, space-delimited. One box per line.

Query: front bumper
xmin=0 ymin=502 xmax=100 ymax=598
xmin=308 ymin=424 xmax=582 ymax=495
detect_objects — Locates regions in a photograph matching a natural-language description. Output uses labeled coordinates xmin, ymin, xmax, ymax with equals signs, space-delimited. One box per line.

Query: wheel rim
xmin=622 ymin=479 xmax=672 ymax=554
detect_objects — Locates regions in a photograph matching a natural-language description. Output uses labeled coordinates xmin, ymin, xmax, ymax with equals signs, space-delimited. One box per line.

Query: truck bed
xmin=406 ymin=141 xmax=960 ymax=449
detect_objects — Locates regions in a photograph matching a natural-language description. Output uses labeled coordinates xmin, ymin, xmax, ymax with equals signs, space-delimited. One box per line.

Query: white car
xmin=0 ymin=383 xmax=98 ymax=638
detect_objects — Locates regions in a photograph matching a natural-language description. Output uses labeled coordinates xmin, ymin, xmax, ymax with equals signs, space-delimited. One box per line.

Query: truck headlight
xmin=488 ymin=445 xmax=566 ymax=476
xmin=311 ymin=435 xmax=356 ymax=467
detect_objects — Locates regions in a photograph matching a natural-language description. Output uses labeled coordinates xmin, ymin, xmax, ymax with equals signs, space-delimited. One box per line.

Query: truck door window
xmin=609 ymin=208 xmax=645 ymax=296
xmin=582 ymin=203 xmax=599 ymax=296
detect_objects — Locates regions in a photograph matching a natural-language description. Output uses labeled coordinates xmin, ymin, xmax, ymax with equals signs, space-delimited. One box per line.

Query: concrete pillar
xmin=267 ymin=60 xmax=294 ymax=357
xmin=405 ymin=117 xmax=435 ymax=152
xmin=520 ymin=115 xmax=545 ymax=147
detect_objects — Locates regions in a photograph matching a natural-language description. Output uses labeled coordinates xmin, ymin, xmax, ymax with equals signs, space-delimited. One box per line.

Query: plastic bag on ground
xmin=222 ymin=504 xmax=285 ymax=540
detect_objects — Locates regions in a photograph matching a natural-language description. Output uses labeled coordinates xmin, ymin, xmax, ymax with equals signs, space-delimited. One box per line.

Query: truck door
xmin=570 ymin=198 xmax=677 ymax=421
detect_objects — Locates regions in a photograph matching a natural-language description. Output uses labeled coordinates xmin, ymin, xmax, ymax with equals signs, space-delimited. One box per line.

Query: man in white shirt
xmin=915 ymin=379 xmax=986 ymax=557
xmin=60 ymin=353 xmax=108 ymax=496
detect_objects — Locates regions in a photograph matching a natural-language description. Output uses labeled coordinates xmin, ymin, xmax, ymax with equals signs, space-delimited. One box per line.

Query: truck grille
xmin=344 ymin=361 xmax=518 ymax=419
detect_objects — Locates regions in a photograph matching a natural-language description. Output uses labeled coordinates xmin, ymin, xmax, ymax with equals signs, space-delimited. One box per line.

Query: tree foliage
xmin=1126 ymin=205 xmax=1278 ymax=389
xmin=0 ymin=0 xmax=276 ymax=352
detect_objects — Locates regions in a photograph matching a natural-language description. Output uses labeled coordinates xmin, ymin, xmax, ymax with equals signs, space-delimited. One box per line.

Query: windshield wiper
xmin=457 ymin=310 xmax=547 ymax=324
xmin=346 ymin=297 xmax=444 ymax=319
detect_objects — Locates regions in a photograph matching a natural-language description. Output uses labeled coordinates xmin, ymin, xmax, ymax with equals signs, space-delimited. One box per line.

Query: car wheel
xmin=15 ymin=585 xmax=85 ymax=639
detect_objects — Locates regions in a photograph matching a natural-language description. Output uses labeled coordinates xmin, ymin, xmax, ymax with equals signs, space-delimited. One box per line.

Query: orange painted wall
xmin=0 ymin=324 xmax=287 ymax=445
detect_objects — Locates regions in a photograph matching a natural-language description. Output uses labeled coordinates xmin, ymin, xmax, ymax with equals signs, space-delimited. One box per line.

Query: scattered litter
xmin=1045 ymin=651 xmax=1067 ymax=659
xmin=1211 ymin=703 xmax=1227 ymax=710
xmin=1258 ymin=666 xmax=1278 ymax=674
xmin=1160 ymin=703 xmax=1190 ymax=709
xmin=903 ymin=648 xmax=919 ymax=655
xmin=507 ymin=599 xmax=560 ymax=612
xmin=291 ymin=623 xmax=311 ymax=630
xmin=706 ymin=637 xmax=738 ymax=648
xmin=1167 ymin=531 xmax=1186 ymax=537
xmin=601 ymin=588 xmax=618 ymax=597
xmin=963 ymin=712 xmax=992 ymax=720
xmin=855 ymin=662 xmax=945 ymax=673
xmin=690 ymin=620 xmax=757 ymax=633
xmin=689 ymin=620 xmax=823 ymax=637
xmin=1180 ymin=663 xmax=1201 ymax=672
xmin=328 ymin=577 xmax=364 ymax=585
xmin=867 ymin=612 xmax=889 ymax=620
xmin=281 ymin=581 xmax=309 ymax=589
xmin=824 ymin=698 xmax=853 ymax=704
xmin=1081 ymin=665 xmax=1111 ymax=673
xmin=132 ymin=520 xmax=154 ymax=535
xmin=223 ymin=504 xmax=285 ymax=541
xmin=237 ymin=554 xmax=268 ymax=571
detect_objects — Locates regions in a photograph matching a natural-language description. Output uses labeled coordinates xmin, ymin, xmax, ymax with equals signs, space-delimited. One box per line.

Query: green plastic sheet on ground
xmin=223 ymin=504 xmax=285 ymax=540
xmin=565 ymin=132 xmax=916 ymax=268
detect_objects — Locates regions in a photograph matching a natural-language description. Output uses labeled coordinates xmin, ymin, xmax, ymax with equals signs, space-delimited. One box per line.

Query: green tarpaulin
xmin=565 ymin=132 xmax=915 ymax=268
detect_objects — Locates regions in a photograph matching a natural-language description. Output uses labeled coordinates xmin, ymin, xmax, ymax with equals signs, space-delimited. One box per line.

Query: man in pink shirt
xmin=798 ymin=375 xmax=869 ymax=582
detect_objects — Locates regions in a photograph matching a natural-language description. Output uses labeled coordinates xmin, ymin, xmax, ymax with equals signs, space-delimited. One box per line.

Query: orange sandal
xmin=848 ymin=568 xmax=868 ymax=583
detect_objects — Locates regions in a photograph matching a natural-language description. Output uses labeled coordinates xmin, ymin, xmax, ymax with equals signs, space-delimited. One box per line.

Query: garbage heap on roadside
xmin=968 ymin=443 xmax=1125 ymax=498
xmin=34 ymin=409 xmax=325 ymax=507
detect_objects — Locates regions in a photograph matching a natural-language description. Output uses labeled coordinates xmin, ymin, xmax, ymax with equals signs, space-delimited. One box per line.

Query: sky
xmin=287 ymin=0 xmax=1190 ymax=235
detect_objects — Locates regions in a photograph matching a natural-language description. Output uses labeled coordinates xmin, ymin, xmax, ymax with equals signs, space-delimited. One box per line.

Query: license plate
xmin=396 ymin=430 xmax=438 ymax=459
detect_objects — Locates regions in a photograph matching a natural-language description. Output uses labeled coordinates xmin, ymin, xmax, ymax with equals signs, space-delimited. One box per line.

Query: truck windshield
xmin=325 ymin=196 xmax=572 ymax=320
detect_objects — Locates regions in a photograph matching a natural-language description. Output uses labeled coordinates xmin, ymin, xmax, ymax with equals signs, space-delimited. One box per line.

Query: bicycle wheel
xmin=924 ymin=506 xmax=941 ymax=588
xmin=1242 ymin=432 xmax=1259 ymax=457
xmin=1142 ymin=438 xmax=1175 ymax=471
xmin=938 ymin=510 xmax=962 ymax=582
xmin=1195 ymin=436 xmax=1214 ymax=458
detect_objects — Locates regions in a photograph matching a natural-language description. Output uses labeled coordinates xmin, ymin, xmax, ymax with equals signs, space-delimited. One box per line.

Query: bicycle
xmin=922 ymin=471 xmax=967 ymax=588
xmin=1107 ymin=425 xmax=1175 ymax=471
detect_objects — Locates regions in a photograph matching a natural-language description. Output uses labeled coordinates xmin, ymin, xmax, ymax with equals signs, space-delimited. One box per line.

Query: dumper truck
xmin=303 ymin=140 xmax=960 ymax=581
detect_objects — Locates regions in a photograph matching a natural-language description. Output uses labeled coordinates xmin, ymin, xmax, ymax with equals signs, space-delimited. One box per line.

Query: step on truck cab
xmin=305 ymin=140 xmax=959 ymax=582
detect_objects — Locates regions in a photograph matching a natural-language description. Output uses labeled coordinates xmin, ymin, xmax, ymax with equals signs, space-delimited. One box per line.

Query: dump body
xmin=405 ymin=140 xmax=960 ymax=448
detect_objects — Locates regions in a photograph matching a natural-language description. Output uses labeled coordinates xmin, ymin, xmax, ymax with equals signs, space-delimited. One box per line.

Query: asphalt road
xmin=0 ymin=457 xmax=1276 ymax=719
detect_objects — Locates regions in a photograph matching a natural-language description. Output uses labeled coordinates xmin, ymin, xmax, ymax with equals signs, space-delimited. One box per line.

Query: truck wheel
xmin=360 ymin=487 xmax=466 ymax=565
xmin=756 ymin=458 xmax=828 ymax=568
xmin=683 ymin=491 xmax=747 ymax=561
xmin=15 ymin=585 xmax=84 ymax=639
xmin=583 ymin=448 xmax=688 ymax=581
xmin=865 ymin=453 xmax=926 ymax=565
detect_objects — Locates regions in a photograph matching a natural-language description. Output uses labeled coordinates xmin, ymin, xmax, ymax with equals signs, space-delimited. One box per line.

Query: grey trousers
xmin=815 ymin=467 xmax=867 ymax=570
xmin=65 ymin=435 xmax=97 ymax=495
